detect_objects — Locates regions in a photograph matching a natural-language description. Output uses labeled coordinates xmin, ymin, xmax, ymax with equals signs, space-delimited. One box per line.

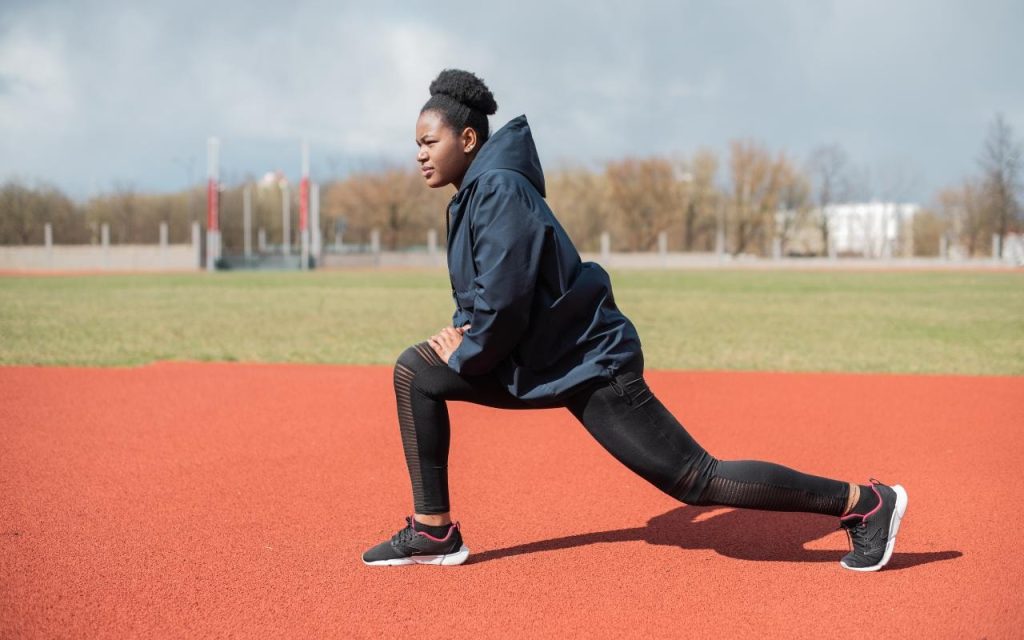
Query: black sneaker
xmin=839 ymin=478 xmax=908 ymax=572
xmin=362 ymin=516 xmax=470 ymax=566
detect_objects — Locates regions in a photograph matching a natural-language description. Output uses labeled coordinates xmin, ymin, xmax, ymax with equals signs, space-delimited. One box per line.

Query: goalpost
xmin=203 ymin=137 xmax=322 ymax=271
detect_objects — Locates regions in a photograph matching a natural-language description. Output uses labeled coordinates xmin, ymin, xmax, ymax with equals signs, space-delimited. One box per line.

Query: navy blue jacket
xmin=445 ymin=114 xmax=641 ymax=406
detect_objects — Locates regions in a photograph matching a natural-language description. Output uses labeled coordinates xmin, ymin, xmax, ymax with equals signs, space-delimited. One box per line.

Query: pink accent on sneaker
xmin=840 ymin=478 xmax=884 ymax=523
xmin=411 ymin=516 xmax=459 ymax=542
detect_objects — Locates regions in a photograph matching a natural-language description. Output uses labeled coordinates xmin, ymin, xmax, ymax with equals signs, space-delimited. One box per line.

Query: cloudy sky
xmin=1 ymin=0 xmax=1021 ymax=201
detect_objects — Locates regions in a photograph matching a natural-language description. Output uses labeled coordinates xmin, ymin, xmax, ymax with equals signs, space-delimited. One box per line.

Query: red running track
xmin=2 ymin=363 xmax=1022 ymax=638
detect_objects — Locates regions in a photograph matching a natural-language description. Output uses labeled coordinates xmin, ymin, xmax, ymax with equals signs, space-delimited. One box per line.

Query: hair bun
xmin=429 ymin=69 xmax=498 ymax=116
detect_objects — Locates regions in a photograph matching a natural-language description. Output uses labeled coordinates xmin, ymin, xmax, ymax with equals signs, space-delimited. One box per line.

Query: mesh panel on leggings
xmin=393 ymin=362 xmax=424 ymax=507
xmin=694 ymin=475 xmax=847 ymax=516
xmin=394 ymin=342 xmax=448 ymax=513
xmin=413 ymin=342 xmax=446 ymax=367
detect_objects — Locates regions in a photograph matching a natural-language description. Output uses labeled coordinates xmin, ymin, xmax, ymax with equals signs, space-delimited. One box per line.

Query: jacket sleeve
xmin=451 ymin=299 xmax=472 ymax=329
xmin=448 ymin=183 xmax=546 ymax=376
xmin=449 ymin=209 xmax=473 ymax=329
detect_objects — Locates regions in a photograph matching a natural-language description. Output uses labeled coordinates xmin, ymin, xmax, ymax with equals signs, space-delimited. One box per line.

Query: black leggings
xmin=393 ymin=342 xmax=849 ymax=517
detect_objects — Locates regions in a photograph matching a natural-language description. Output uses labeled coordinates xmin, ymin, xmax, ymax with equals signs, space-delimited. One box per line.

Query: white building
xmin=825 ymin=202 xmax=919 ymax=258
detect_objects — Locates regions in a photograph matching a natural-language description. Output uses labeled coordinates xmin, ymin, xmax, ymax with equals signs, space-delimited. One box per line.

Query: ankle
xmin=845 ymin=484 xmax=879 ymax=516
xmin=414 ymin=513 xmax=452 ymax=527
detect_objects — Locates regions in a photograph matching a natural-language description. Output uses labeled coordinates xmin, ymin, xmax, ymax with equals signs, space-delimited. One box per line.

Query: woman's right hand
xmin=428 ymin=324 xmax=471 ymax=363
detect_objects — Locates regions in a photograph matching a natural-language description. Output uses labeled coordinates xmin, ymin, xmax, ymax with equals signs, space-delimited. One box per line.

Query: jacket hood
xmin=460 ymin=114 xmax=546 ymax=197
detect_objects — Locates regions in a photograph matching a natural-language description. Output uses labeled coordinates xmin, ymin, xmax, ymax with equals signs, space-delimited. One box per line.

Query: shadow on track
xmin=468 ymin=506 xmax=960 ymax=570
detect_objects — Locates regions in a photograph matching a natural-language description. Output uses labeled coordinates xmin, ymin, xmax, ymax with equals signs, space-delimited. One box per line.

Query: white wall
xmin=0 ymin=244 xmax=198 ymax=271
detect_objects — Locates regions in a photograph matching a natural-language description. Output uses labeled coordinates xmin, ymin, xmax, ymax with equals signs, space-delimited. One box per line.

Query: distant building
xmin=824 ymin=202 xmax=919 ymax=257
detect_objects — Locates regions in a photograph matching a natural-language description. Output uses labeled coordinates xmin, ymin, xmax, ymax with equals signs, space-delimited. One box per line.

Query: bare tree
xmin=0 ymin=180 xmax=36 ymax=244
xmin=979 ymin=113 xmax=1023 ymax=257
xmin=935 ymin=180 xmax=987 ymax=257
xmin=681 ymin=149 xmax=720 ymax=251
xmin=807 ymin=143 xmax=851 ymax=256
xmin=0 ymin=180 xmax=85 ymax=244
xmin=727 ymin=140 xmax=797 ymax=257
xmin=546 ymin=165 xmax=609 ymax=252
xmin=84 ymin=184 xmax=143 ymax=243
xmin=911 ymin=206 xmax=945 ymax=256
xmin=774 ymin=160 xmax=811 ymax=256
xmin=323 ymin=167 xmax=448 ymax=250
xmin=605 ymin=157 xmax=681 ymax=251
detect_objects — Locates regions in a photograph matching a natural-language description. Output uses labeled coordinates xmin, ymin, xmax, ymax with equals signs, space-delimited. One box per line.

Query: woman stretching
xmin=362 ymin=69 xmax=908 ymax=572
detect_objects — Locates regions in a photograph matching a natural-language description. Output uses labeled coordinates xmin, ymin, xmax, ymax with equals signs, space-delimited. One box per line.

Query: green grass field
xmin=1 ymin=269 xmax=1021 ymax=374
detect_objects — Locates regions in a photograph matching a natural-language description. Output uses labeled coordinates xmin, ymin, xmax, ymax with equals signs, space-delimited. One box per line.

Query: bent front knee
xmin=397 ymin=344 xmax=426 ymax=371
xmin=396 ymin=342 xmax=445 ymax=371
xmin=665 ymin=453 xmax=719 ymax=505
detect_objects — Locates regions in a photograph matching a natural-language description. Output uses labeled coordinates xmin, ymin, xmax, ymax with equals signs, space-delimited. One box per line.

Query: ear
xmin=461 ymin=127 xmax=478 ymax=154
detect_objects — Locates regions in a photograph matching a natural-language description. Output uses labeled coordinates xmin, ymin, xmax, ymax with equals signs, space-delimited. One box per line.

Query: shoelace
xmin=391 ymin=516 xmax=419 ymax=546
xmin=843 ymin=515 xmax=884 ymax=560
xmin=845 ymin=519 xmax=869 ymax=538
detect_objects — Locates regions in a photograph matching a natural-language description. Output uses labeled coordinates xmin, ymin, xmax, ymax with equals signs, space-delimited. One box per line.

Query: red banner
xmin=207 ymin=179 xmax=219 ymax=231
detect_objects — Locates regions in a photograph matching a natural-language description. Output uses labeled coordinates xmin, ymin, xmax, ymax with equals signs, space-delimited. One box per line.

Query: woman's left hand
xmin=428 ymin=324 xmax=469 ymax=363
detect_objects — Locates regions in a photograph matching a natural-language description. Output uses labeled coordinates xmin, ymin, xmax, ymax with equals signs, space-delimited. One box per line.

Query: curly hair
xmin=421 ymin=69 xmax=498 ymax=144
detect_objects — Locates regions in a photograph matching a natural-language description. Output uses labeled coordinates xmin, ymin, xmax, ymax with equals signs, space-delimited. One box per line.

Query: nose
xmin=417 ymin=146 xmax=428 ymax=163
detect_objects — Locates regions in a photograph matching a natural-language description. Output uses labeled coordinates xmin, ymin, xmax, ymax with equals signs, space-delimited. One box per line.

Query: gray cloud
xmin=1 ymin=0 xmax=1021 ymax=201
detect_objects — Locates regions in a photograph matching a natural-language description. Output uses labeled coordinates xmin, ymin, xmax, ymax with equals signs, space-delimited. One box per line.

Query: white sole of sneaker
xmin=841 ymin=484 xmax=908 ymax=572
xmin=363 ymin=544 xmax=470 ymax=567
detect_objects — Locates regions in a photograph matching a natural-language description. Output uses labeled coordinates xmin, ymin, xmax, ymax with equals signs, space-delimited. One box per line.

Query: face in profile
xmin=415 ymin=110 xmax=476 ymax=189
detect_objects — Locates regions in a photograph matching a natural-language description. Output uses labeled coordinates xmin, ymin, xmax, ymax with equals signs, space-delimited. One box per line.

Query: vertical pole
xmin=44 ymin=223 xmax=53 ymax=270
xmin=311 ymin=182 xmax=321 ymax=263
xmin=258 ymin=227 xmax=266 ymax=253
xmin=370 ymin=228 xmax=380 ymax=266
xmin=600 ymin=231 xmax=611 ymax=262
xmin=192 ymin=221 xmax=201 ymax=268
xmin=206 ymin=137 xmax=220 ymax=271
xmin=101 ymin=223 xmax=110 ymax=270
xmin=159 ymin=221 xmax=168 ymax=269
xmin=828 ymin=210 xmax=837 ymax=260
xmin=300 ymin=140 xmax=310 ymax=270
xmin=715 ymin=201 xmax=725 ymax=260
xmin=905 ymin=211 xmax=915 ymax=258
xmin=243 ymin=185 xmax=252 ymax=258
xmin=427 ymin=228 xmax=437 ymax=256
xmin=281 ymin=183 xmax=291 ymax=256
xmin=882 ymin=204 xmax=893 ymax=259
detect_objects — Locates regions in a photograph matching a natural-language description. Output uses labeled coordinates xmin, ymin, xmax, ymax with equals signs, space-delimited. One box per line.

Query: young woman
xmin=362 ymin=69 xmax=908 ymax=571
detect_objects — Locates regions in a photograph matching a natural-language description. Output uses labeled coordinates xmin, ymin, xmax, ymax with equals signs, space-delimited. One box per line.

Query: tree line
xmin=2 ymin=114 xmax=1020 ymax=258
